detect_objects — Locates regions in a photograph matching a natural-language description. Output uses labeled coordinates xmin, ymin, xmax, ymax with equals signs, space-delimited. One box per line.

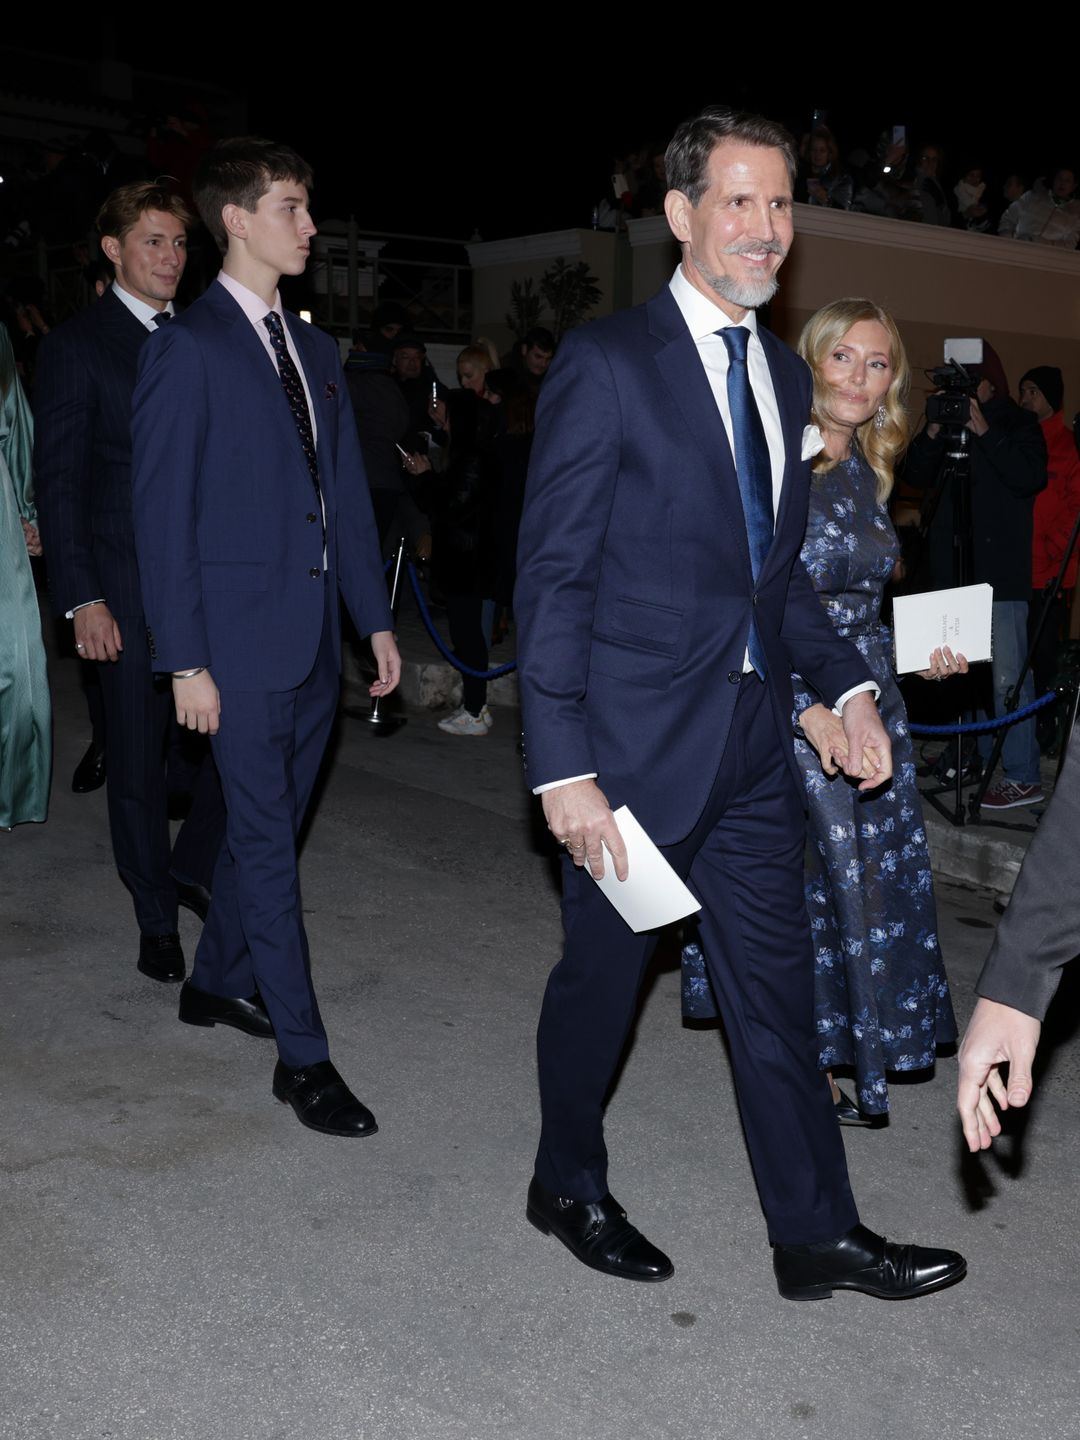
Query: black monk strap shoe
xmin=526 ymin=1177 xmax=674 ymax=1282
xmin=71 ymin=739 xmax=106 ymax=793
xmin=178 ymin=981 xmax=273 ymax=1038
xmin=272 ymin=1060 xmax=378 ymax=1137
xmin=773 ymin=1223 xmax=967 ymax=1301
xmin=173 ymin=878 xmax=211 ymax=924
xmin=137 ymin=932 xmax=185 ymax=984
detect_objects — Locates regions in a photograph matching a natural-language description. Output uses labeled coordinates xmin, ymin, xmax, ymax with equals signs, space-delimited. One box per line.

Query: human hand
xmin=428 ymin=396 xmax=447 ymax=428
xmin=369 ymin=630 xmax=401 ymax=697
xmin=839 ymin=691 xmax=892 ymax=791
xmin=74 ymin=602 xmax=123 ymax=662
xmin=917 ymin=646 xmax=968 ymax=681
xmin=173 ymin=670 xmax=220 ymax=734
xmin=541 ymin=778 xmax=628 ymax=881
xmin=966 ymin=396 xmax=990 ymax=437
xmin=21 ymin=518 xmax=42 ymax=556
xmin=957 ymin=997 xmax=1041 ymax=1152
xmin=798 ymin=703 xmax=849 ymax=776
xmin=404 ymin=451 xmax=432 ymax=477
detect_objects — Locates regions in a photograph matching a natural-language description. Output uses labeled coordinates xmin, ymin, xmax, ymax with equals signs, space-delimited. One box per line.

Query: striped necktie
xmin=720 ymin=325 xmax=774 ymax=677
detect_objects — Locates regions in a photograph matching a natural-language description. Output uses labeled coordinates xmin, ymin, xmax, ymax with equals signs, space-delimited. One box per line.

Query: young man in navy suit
xmin=35 ymin=182 xmax=225 ymax=984
xmin=516 ymin=107 xmax=967 ymax=1299
xmin=131 ymin=139 xmax=400 ymax=1137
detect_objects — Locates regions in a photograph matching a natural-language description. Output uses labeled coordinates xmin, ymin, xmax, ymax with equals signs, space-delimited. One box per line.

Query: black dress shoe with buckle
xmin=71 ymin=740 xmax=106 ymax=793
xmin=272 ymin=1060 xmax=377 ymax=1137
xmin=137 ymin=932 xmax=185 ymax=983
xmin=179 ymin=981 xmax=273 ymax=1038
xmin=173 ymin=878 xmax=211 ymax=923
xmin=833 ymin=1087 xmax=875 ymax=1127
xmin=773 ymin=1223 xmax=966 ymax=1301
xmin=526 ymin=1177 xmax=674 ymax=1282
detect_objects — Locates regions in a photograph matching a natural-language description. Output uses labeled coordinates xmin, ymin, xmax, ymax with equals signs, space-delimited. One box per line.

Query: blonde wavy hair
xmin=797 ymin=298 xmax=910 ymax=503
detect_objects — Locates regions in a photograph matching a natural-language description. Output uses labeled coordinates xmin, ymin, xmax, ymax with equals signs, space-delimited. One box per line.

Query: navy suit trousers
xmin=195 ymin=587 xmax=339 ymax=1068
xmin=534 ymin=676 xmax=860 ymax=1246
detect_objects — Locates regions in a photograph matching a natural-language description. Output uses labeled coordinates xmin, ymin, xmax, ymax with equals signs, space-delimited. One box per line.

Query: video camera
xmin=925 ymin=338 xmax=983 ymax=434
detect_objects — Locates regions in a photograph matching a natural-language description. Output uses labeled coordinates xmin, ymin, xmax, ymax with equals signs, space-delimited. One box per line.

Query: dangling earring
xmin=874 ymin=405 xmax=887 ymax=430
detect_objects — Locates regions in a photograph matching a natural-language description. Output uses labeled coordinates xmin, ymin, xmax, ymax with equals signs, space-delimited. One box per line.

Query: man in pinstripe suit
xmin=36 ymin=181 xmax=225 ymax=984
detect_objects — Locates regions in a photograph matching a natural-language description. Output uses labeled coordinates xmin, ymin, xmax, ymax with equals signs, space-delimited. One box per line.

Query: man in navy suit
xmin=35 ymin=182 xmax=225 ymax=983
xmin=516 ymin=107 xmax=966 ymax=1299
xmin=130 ymin=139 xmax=399 ymax=1137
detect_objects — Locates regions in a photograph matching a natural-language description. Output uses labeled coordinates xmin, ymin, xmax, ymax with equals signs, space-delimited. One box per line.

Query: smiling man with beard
xmin=514 ymin=105 xmax=967 ymax=1300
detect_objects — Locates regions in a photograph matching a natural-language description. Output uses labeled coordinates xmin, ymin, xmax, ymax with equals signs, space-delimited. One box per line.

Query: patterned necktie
xmin=264 ymin=310 xmax=324 ymax=538
xmin=720 ymin=325 xmax=774 ymax=678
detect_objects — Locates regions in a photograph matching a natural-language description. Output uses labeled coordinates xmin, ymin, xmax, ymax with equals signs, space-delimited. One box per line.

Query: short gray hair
xmin=666 ymin=106 xmax=797 ymax=206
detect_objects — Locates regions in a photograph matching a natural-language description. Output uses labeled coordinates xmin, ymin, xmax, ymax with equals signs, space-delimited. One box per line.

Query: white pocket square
xmin=801 ymin=424 xmax=825 ymax=461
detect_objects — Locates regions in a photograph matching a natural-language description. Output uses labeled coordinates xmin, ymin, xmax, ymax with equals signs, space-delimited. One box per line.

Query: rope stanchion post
xmin=344 ymin=536 xmax=408 ymax=736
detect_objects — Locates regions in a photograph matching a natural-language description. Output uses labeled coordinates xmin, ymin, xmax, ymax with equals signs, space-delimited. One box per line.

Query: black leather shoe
xmin=179 ymin=981 xmax=273 ymax=1038
xmin=526 ymin=1177 xmax=674 ymax=1282
xmin=173 ymin=878 xmax=211 ymax=923
xmin=71 ymin=740 xmax=106 ymax=793
xmin=773 ymin=1223 xmax=966 ymax=1301
xmin=272 ymin=1060 xmax=377 ymax=1137
xmin=833 ymin=1087 xmax=874 ymax=1127
xmin=137 ymin=932 xmax=185 ymax=983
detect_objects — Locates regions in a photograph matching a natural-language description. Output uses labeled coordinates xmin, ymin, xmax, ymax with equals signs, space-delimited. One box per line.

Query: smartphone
xmin=431 ymin=380 xmax=438 ymax=403
xmin=394 ymin=442 xmax=410 ymax=460
xmin=892 ymin=125 xmax=906 ymax=147
xmin=812 ymin=108 xmax=826 ymax=131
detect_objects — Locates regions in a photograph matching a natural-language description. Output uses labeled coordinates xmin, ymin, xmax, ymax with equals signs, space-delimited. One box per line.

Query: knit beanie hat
xmin=1019 ymin=365 xmax=1064 ymax=413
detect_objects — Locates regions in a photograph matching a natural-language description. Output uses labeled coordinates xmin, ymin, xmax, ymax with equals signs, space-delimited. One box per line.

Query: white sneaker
xmin=438 ymin=707 xmax=489 ymax=736
xmin=479 ymin=704 xmax=494 ymax=730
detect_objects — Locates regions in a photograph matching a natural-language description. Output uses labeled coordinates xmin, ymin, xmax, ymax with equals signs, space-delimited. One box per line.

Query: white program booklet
xmin=591 ymin=805 xmax=702 ymax=933
xmin=892 ymin=583 xmax=993 ymax=674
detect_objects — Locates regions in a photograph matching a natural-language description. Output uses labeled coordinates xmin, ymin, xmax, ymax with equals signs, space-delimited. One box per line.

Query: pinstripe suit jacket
xmin=35 ymin=287 xmax=153 ymax=618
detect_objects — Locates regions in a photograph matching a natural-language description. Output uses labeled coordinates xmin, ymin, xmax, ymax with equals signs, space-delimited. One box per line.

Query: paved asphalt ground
xmin=3 ymin=631 xmax=1078 ymax=1440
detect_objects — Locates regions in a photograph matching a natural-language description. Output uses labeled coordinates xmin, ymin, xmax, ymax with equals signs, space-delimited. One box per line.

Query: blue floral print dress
xmin=682 ymin=451 xmax=956 ymax=1114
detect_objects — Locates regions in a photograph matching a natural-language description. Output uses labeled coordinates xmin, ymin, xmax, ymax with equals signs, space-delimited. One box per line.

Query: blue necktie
xmin=720 ymin=326 xmax=773 ymax=677
xmin=264 ymin=310 xmax=325 ymax=542
xmin=152 ymin=311 xmax=171 ymax=326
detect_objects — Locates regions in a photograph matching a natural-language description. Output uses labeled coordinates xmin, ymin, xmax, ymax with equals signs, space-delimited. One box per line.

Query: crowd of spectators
xmin=603 ymin=124 xmax=1080 ymax=251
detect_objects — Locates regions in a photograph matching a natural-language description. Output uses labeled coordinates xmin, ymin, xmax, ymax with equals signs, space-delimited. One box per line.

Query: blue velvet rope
xmin=908 ymin=691 xmax=1058 ymax=735
xmin=405 ymin=560 xmax=518 ymax=679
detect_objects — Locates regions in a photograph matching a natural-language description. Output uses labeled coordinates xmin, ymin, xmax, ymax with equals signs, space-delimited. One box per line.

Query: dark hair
xmin=194 ymin=136 xmax=314 ymax=253
xmin=522 ymin=327 xmax=555 ymax=353
xmin=666 ymin=105 xmax=796 ymax=206
xmin=96 ymin=180 xmax=193 ymax=247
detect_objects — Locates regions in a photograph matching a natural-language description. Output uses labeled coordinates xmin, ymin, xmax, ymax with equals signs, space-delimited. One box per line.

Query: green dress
xmin=0 ymin=328 xmax=51 ymax=827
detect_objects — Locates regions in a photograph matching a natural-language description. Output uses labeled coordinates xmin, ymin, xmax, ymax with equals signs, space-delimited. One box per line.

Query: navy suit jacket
xmin=515 ymin=286 xmax=872 ymax=847
xmin=34 ymin=287 xmax=153 ymax=618
xmin=130 ymin=281 xmax=392 ymax=691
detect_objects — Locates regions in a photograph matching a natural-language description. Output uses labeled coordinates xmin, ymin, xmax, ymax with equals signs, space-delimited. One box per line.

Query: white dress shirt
xmin=110 ymin=279 xmax=176 ymax=332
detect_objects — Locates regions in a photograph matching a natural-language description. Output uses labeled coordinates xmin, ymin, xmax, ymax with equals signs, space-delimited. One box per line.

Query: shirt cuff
xmin=66 ymin=598 xmax=106 ymax=619
xmin=832 ymin=681 xmax=880 ymax=716
xmin=532 ymin=773 xmax=598 ymax=796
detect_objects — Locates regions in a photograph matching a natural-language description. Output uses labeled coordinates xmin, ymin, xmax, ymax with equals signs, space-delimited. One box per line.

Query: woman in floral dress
xmin=683 ymin=299 xmax=962 ymax=1123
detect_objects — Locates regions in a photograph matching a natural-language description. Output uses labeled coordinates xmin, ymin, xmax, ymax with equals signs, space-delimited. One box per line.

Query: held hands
xmin=798 ymin=703 xmax=850 ymax=777
xmin=542 ymin=778 xmax=629 ymax=882
xmin=369 ymin=631 xmax=401 ymax=698
xmin=917 ymin=646 xmax=968 ymax=682
xmin=957 ymin=997 xmax=1041 ymax=1152
xmin=73 ymin=602 xmax=123 ymax=662
xmin=21 ymin=518 xmax=42 ymax=557
xmin=173 ymin=670 xmax=220 ymax=734
xmin=839 ymin=691 xmax=893 ymax=791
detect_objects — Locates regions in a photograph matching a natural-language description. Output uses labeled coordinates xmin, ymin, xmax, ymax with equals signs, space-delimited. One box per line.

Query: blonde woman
xmin=683 ymin=299 xmax=962 ymax=1123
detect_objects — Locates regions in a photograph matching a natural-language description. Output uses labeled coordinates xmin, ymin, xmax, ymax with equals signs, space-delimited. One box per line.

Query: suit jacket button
xmin=307 ymin=512 xmax=318 ymax=523
xmin=309 ymin=567 xmax=321 ymax=578
xmin=727 ymin=670 xmax=742 ymax=684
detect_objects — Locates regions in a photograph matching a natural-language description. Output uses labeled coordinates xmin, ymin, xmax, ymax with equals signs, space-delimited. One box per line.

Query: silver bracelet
xmin=172 ymin=667 xmax=206 ymax=680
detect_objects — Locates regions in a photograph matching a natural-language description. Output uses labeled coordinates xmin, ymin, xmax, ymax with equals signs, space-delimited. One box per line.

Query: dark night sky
xmin=6 ymin=32 xmax=1073 ymax=242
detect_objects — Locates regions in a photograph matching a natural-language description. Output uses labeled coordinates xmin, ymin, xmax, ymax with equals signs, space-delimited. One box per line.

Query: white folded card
xmin=590 ymin=805 xmax=702 ymax=933
xmin=892 ymin=583 xmax=993 ymax=674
